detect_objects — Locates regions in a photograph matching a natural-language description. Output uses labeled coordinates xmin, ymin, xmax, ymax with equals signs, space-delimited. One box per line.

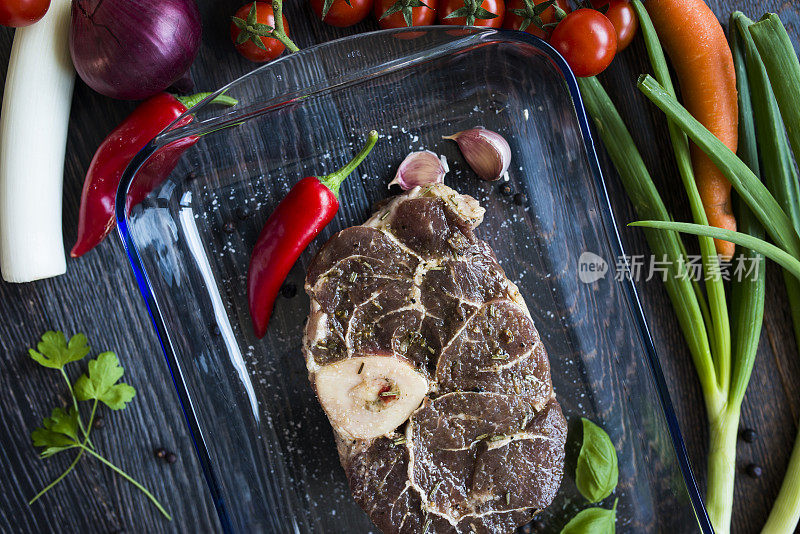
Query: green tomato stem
xmin=28 ymin=448 xmax=84 ymax=505
xmin=271 ymin=0 xmax=300 ymax=53
xmin=80 ymin=445 xmax=172 ymax=520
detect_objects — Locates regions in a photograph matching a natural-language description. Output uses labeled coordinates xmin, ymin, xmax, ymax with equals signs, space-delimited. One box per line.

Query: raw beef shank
xmin=302 ymin=184 xmax=567 ymax=533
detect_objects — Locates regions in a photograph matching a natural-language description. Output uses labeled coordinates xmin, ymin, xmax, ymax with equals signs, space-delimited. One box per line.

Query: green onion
xmin=730 ymin=14 xmax=761 ymax=180
xmin=637 ymin=74 xmax=800 ymax=260
xmin=617 ymin=204 xmax=800 ymax=534
xmin=741 ymin=12 xmax=800 ymax=534
xmin=632 ymin=1 xmax=730 ymax=382
xmin=727 ymin=12 xmax=767 ymax=412
xmin=629 ymin=222 xmax=800 ymax=280
xmin=726 ymin=209 xmax=764 ymax=411
xmin=765 ymin=443 xmax=800 ymax=534
xmin=738 ymin=12 xmax=800 ymax=347
xmin=726 ymin=204 xmax=765 ymax=411
xmin=638 ymin=64 xmax=800 ymax=534
xmin=666 ymin=14 xmax=768 ymax=531
xmin=577 ymin=75 xmax=717 ymax=397
xmin=748 ymin=14 xmax=800 ymax=168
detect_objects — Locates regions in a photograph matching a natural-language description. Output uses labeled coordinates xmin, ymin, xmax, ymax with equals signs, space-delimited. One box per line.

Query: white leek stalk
xmin=0 ymin=0 xmax=74 ymax=283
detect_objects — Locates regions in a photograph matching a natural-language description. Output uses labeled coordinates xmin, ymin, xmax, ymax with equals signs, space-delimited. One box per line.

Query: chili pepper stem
xmin=319 ymin=130 xmax=379 ymax=198
xmin=175 ymin=92 xmax=238 ymax=110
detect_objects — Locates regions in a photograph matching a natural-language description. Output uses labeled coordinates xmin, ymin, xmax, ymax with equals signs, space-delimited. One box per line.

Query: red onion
xmin=70 ymin=0 xmax=201 ymax=100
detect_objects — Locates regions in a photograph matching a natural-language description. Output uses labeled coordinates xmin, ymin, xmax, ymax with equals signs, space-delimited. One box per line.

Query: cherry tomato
xmin=502 ymin=0 xmax=568 ymax=39
xmin=549 ymin=8 xmax=616 ymax=77
xmin=231 ymin=2 xmax=289 ymax=62
xmin=0 ymin=0 xmax=50 ymax=27
xmin=310 ymin=0 xmax=372 ymax=27
xmin=591 ymin=0 xmax=637 ymax=50
xmin=375 ymin=0 xmax=437 ymax=29
xmin=438 ymin=0 xmax=504 ymax=28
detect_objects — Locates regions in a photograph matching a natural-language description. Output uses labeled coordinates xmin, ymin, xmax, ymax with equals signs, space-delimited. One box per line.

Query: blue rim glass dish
xmin=116 ymin=27 xmax=713 ymax=533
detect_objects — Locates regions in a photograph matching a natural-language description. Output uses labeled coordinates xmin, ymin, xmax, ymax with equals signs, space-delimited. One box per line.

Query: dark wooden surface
xmin=0 ymin=1 xmax=798 ymax=533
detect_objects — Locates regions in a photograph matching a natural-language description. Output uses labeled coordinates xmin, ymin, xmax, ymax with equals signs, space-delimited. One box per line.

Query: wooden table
xmin=0 ymin=1 xmax=798 ymax=532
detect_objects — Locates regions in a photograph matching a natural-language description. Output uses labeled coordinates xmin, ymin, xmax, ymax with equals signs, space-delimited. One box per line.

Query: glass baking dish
xmin=116 ymin=27 xmax=712 ymax=533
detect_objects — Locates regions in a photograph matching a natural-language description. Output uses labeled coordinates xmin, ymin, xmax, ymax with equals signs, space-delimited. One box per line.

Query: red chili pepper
xmin=71 ymin=92 xmax=236 ymax=257
xmin=248 ymin=130 xmax=379 ymax=338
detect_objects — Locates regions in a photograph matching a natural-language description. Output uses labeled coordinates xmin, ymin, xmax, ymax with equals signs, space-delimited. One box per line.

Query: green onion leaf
xmin=630 ymin=221 xmax=800 ymax=281
xmin=578 ymin=76 xmax=717 ymax=396
xmin=637 ymin=74 xmax=800 ymax=261
xmin=748 ymin=14 xmax=800 ymax=171
xmin=632 ymin=0 xmax=730 ymax=388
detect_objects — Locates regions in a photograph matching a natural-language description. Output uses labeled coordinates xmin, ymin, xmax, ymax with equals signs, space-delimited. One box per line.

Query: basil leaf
xmin=575 ymin=418 xmax=618 ymax=503
xmin=561 ymin=500 xmax=617 ymax=534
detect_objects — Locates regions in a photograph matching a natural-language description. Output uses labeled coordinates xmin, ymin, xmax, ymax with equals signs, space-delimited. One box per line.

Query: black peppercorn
xmin=741 ymin=428 xmax=757 ymax=443
xmin=532 ymin=519 xmax=546 ymax=531
xmin=499 ymin=184 xmax=513 ymax=196
xmin=745 ymin=463 xmax=762 ymax=478
xmin=165 ymin=452 xmax=178 ymax=464
xmin=223 ymin=221 xmax=236 ymax=233
xmin=185 ymin=171 xmax=197 ymax=183
xmin=210 ymin=324 xmax=221 ymax=336
xmin=154 ymin=447 xmax=167 ymax=459
xmin=235 ymin=205 xmax=252 ymax=220
xmin=513 ymin=193 xmax=527 ymax=206
xmin=281 ymin=283 xmax=297 ymax=298
xmin=93 ymin=417 xmax=104 ymax=429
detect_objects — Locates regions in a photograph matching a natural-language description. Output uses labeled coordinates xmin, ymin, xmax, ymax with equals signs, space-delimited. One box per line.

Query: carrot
xmin=646 ymin=0 xmax=738 ymax=259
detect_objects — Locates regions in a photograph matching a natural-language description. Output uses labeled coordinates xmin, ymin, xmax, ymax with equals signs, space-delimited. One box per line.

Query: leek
xmin=0 ymin=0 xmax=75 ymax=283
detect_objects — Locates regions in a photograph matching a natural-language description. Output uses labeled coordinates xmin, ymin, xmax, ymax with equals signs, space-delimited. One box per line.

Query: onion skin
xmin=70 ymin=0 xmax=201 ymax=100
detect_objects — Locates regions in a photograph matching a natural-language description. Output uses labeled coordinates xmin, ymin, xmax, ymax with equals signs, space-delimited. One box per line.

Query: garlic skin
xmin=443 ymin=127 xmax=511 ymax=181
xmin=389 ymin=150 xmax=449 ymax=190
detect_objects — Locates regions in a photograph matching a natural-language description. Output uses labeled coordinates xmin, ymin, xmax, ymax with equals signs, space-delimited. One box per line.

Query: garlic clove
xmin=443 ymin=127 xmax=511 ymax=181
xmin=389 ymin=150 xmax=449 ymax=190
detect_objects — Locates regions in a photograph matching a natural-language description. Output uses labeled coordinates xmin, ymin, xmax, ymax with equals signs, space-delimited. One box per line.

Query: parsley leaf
xmin=28 ymin=331 xmax=90 ymax=370
xmin=31 ymin=407 xmax=79 ymax=458
xmin=74 ymin=352 xmax=136 ymax=410
xmin=27 ymin=332 xmax=168 ymax=519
